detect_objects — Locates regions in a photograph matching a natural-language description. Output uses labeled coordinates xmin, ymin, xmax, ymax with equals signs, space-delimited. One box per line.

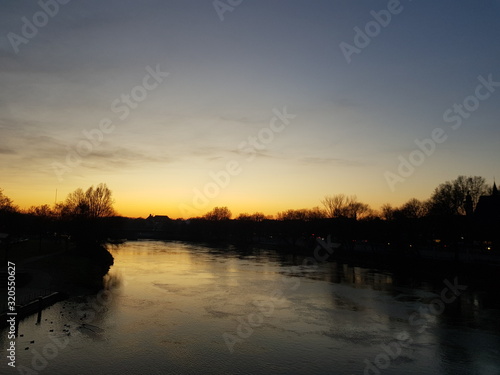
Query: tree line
xmin=0 ymin=176 xmax=497 ymax=251
xmin=0 ymin=183 xmax=115 ymax=245
xmin=198 ymin=175 xmax=491 ymax=222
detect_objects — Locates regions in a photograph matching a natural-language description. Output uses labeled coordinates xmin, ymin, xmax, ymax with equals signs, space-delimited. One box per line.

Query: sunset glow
xmin=1 ymin=1 xmax=499 ymax=218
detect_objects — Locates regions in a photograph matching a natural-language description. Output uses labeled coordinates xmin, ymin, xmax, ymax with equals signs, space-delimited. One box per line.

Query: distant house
xmin=146 ymin=215 xmax=171 ymax=231
xmin=149 ymin=215 xmax=170 ymax=220
xmin=146 ymin=214 xmax=171 ymax=222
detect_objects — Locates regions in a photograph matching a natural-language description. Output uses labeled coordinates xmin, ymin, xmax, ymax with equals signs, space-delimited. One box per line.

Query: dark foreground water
xmin=2 ymin=241 xmax=500 ymax=374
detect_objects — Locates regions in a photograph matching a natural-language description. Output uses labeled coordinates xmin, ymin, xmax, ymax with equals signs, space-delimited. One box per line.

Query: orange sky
xmin=1 ymin=1 xmax=498 ymax=219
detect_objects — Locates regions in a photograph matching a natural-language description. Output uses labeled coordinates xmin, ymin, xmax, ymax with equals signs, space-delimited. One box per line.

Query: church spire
xmin=493 ymin=180 xmax=498 ymax=196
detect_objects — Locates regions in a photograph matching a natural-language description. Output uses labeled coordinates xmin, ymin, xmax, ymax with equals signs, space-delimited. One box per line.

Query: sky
xmin=1 ymin=0 xmax=499 ymax=218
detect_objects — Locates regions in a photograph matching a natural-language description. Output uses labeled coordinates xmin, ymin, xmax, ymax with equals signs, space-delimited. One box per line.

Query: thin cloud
xmin=0 ymin=147 xmax=15 ymax=155
xmin=299 ymin=156 xmax=366 ymax=167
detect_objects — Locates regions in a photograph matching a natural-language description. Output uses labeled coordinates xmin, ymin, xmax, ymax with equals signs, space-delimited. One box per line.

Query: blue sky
xmin=1 ymin=0 xmax=499 ymax=217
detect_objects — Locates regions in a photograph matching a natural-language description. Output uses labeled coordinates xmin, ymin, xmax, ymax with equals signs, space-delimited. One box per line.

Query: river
xmin=3 ymin=240 xmax=500 ymax=374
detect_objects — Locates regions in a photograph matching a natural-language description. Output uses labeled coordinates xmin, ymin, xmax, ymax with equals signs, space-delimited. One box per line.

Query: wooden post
xmin=36 ymin=296 xmax=43 ymax=324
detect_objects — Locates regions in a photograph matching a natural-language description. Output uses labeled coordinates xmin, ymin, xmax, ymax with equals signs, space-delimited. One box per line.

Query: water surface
xmin=3 ymin=241 xmax=500 ymax=374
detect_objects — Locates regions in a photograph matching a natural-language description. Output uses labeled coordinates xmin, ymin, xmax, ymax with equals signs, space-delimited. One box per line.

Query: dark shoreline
xmin=1 ymin=243 xmax=114 ymax=327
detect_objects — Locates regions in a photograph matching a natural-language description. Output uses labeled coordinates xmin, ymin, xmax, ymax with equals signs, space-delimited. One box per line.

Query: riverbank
xmin=1 ymin=239 xmax=114 ymax=321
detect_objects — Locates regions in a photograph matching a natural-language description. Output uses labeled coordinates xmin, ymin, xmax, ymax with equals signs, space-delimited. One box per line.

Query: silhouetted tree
xmin=0 ymin=189 xmax=19 ymax=235
xmin=358 ymin=207 xmax=378 ymax=221
xmin=57 ymin=184 xmax=116 ymax=244
xmin=0 ymin=191 xmax=22 ymax=259
xmin=321 ymin=194 xmax=370 ymax=220
xmin=236 ymin=212 xmax=266 ymax=221
xmin=346 ymin=200 xmax=370 ymax=220
xmin=321 ymin=194 xmax=349 ymax=218
xmin=62 ymin=183 xmax=115 ymax=219
xmin=203 ymin=206 xmax=232 ymax=221
xmin=27 ymin=204 xmax=55 ymax=218
xmin=428 ymin=176 xmax=489 ymax=216
xmin=307 ymin=206 xmax=327 ymax=220
xmin=395 ymin=198 xmax=428 ymax=219
xmin=276 ymin=209 xmax=306 ymax=221
xmin=234 ymin=212 xmax=270 ymax=243
xmin=276 ymin=208 xmax=326 ymax=221
xmin=380 ymin=203 xmax=395 ymax=221
xmin=0 ymin=188 xmax=17 ymax=213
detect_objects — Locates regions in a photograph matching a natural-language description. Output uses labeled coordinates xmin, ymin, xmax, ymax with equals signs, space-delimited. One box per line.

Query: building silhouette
xmin=474 ymin=182 xmax=500 ymax=247
xmin=475 ymin=182 xmax=500 ymax=222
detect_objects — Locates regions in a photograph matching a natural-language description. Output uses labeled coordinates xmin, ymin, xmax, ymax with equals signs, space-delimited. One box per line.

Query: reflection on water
xmin=3 ymin=241 xmax=500 ymax=374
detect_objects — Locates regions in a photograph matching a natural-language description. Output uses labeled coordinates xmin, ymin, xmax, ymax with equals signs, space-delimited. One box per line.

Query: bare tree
xmin=380 ymin=203 xmax=395 ymax=221
xmin=429 ymin=176 xmax=490 ymax=215
xmin=346 ymin=199 xmax=370 ymax=220
xmin=453 ymin=176 xmax=490 ymax=210
xmin=86 ymin=184 xmax=115 ymax=218
xmin=307 ymin=206 xmax=327 ymax=220
xmin=321 ymin=194 xmax=370 ymax=220
xmin=236 ymin=212 xmax=266 ymax=221
xmin=63 ymin=183 xmax=115 ymax=219
xmin=321 ymin=194 xmax=348 ymax=218
xmin=0 ymin=189 xmax=18 ymax=233
xmin=397 ymin=198 xmax=428 ymax=219
xmin=0 ymin=188 xmax=17 ymax=213
xmin=27 ymin=204 xmax=55 ymax=218
xmin=276 ymin=209 xmax=309 ymax=221
xmin=276 ymin=207 xmax=326 ymax=221
xmin=204 ymin=206 xmax=232 ymax=221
